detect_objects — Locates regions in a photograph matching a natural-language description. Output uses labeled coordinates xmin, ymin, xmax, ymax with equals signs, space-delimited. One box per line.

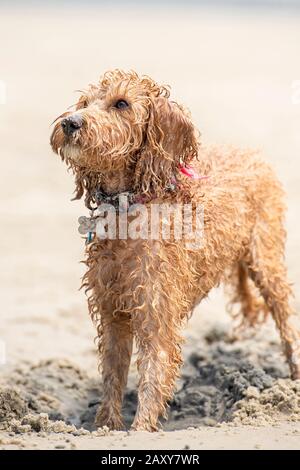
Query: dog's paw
xmin=95 ymin=407 xmax=125 ymax=431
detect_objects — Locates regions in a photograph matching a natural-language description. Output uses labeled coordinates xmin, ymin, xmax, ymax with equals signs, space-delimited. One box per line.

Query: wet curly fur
xmin=50 ymin=69 xmax=300 ymax=431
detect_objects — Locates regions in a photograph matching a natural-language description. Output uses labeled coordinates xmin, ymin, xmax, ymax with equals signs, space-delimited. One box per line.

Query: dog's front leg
xmin=95 ymin=312 xmax=133 ymax=430
xmin=131 ymin=302 xmax=184 ymax=432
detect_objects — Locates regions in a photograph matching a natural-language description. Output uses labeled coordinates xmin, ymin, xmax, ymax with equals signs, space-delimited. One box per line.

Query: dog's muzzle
xmin=61 ymin=115 xmax=83 ymax=136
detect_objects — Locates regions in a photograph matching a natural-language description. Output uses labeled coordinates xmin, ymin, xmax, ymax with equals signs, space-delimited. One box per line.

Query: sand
xmin=0 ymin=323 xmax=299 ymax=449
xmin=0 ymin=4 xmax=300 ymax=450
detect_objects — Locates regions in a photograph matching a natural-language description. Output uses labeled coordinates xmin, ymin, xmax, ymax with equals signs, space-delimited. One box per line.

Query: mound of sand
xmin=232 ymin=380 xmax=300 ymax=425
xmin=0 ymin=326 xmax=299 ymax=435
xmin=0 ymin=359 xmax=99 ymax=431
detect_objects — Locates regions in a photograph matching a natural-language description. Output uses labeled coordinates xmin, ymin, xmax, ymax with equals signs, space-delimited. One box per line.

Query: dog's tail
xmin=225 ymin=261 xmax=269 ymax=331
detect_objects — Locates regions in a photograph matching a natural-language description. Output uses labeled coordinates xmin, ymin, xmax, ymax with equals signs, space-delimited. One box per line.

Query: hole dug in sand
xmin=0 ymin=326 xmax=299 ymax=435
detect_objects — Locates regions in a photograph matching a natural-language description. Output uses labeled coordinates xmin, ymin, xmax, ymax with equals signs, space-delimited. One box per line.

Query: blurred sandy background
xmin=0 ymin=0 xmax=300 ymax=449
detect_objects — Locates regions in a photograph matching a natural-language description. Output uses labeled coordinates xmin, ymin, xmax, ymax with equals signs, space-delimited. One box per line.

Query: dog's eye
xmin=114 ymin=99 xmax=129 ymax=110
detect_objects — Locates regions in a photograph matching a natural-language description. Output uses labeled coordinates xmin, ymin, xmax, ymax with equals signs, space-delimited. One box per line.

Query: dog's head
xmin=50 ymin=70 xmax=199 ymax=201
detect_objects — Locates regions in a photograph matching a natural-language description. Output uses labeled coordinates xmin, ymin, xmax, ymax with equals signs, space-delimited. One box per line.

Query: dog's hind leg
xmin=246 ymin=220 xmax=300 ymax=379
xmin=95 ymin=312 xmax=133 ymax=430
xmin=226 ymin=260 xmax=269 ymax=329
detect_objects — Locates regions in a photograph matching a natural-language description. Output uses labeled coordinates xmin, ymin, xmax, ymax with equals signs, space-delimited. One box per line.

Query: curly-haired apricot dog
xmin=51 ymin=70 xmax=300 ymax=431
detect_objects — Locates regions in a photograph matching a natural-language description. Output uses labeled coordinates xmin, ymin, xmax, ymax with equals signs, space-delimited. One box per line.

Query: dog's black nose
xmin=61 ymin=115 xmax=83 ymax=136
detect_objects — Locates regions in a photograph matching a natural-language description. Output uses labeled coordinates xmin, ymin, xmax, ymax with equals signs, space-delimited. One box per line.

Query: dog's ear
xmin=133 ymin=97 xmax=199 ymax=196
